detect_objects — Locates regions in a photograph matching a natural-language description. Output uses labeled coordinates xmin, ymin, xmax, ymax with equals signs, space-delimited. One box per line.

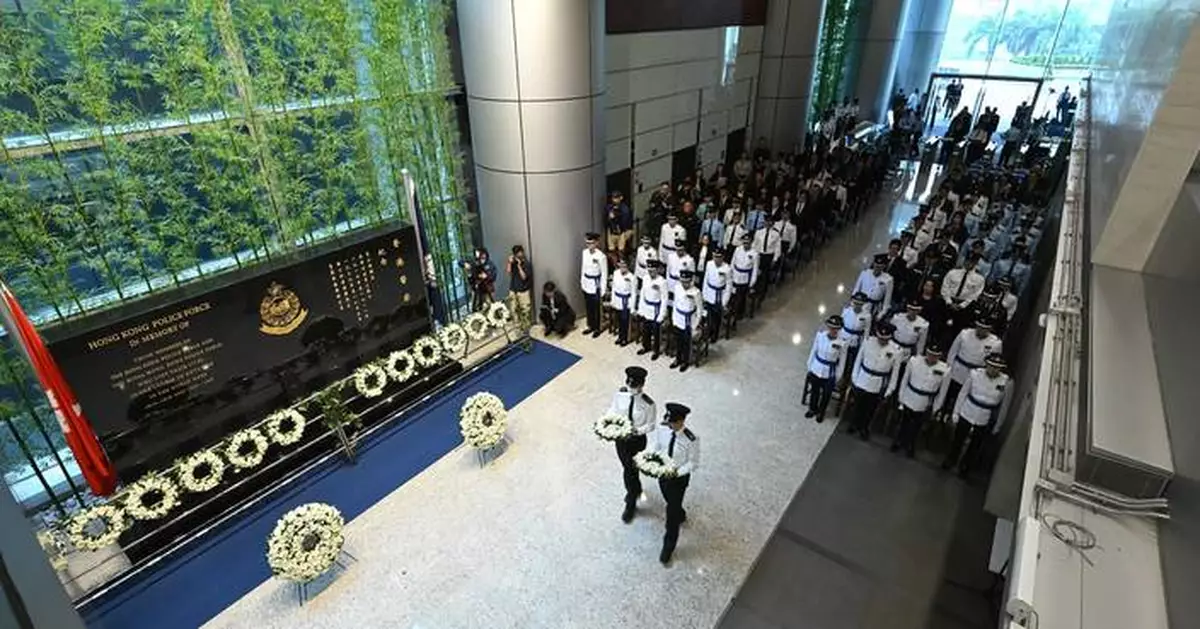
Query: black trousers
xmin=850 ymin=387 xmax=881 ymax=435
xmin=584 ymin=292 xmax=601 ymax=332
xmin=616 ymin=309 xmax=632 ymax=344
xmin=615 ymin=434 xmax=648 ymax=507
xmin=731 ymin=284 xmax=751 ymax=323
xmin=805 ymin=372 xmax=835 ymax=418
xmin=704 ymin=302 xmax=724 ymax=341
xmin=944 ymin=417 xmax=988 ymax=473
xmin=752 ymin=253 xmax=776 ymax=311
xmin=674 ymin=326 xmax=693 ymax=366
xmin=659 ymin=474 xmax=691 ymax=557
xmin=942 ymin=379 xmax=964 ymax=414
xmin=641 ymin=319 xmax=661 ymax=355
xmin=894 ymin=405 xmax=929 ymax=453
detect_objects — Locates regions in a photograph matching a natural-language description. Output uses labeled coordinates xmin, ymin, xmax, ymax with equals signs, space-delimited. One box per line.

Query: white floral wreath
xmin=459 ymin=391 xmax=508 ymax=450
xmin=383 ymin=350 xmax=416 ymax=384
xmin=353 ymin=362 xmax=387 ymax=398
xmin=124 ymin=475 xmax=181 ymax=521
xmin=437 ymin=323 xmax=467 ymax=356
xmin=464 ymin=312 xmax=490 ymax=340
xmin=634 ymin=450 xmax=678 ymax=478
xmin=412 ymin=335 xmax=443 ymax=369
xmin=265 ymin=409 xmax=307 ymax=446
xmin=226 ymin=428 xmax=270 ymax=470
xmin=66 ymin=504 xmax=128 ymax=552
xmin=593 ymin=412 xmax=635 ymax=442
xmin=486 ymin=301 xmax=511 ymax=328
xmin=266 ymin=502 xmax=346 ymax=583
xmin=177 ymin=449 xmax=226 ymax=493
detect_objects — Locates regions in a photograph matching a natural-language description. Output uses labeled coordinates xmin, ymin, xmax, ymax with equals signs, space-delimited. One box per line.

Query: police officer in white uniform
xmin=610 ymin=258 xmax=638 ymax=346
xmin=670 ymin=270 xmax=704 ymax=372
xmin=944 ymin=318 xmax=1003 ymax=413
xmin=839 ymin=292 xmax=874 ymax=380
xmin=665 ymin=236 xmax=695 ymax=303
xmin=636 ymin=260 xmax=668 ymax=360
xmin=650 ymin=403 xmax=700 ymax=565
xmin=890 ymin=345 xmax=952 ymax=457
xmin=701 ymin=248 xmax=732 ymax=342
xmin=729 ymin=233 xmax=759 ymax=329
xmin=580 ymin=232 xmax=608 ymax=337
xmin=853 ymin=253 xmax=895 ymax=317
xmin=612 ymin=366 xmax=657 ymax=522
xmin=845 ymin=322 xmax=902 ymax=439
xmin=944 ymin=354 xmax=1012 ymax=476
xmin=889 ymin=300 xmax=930 ymax=363
xmin=634 ymin=235 xmax=658 ymax=288
xmin=658 ymin=213 xmax=687 ymax=264
xmin=805 ymin=315 xmax=849 ymax=422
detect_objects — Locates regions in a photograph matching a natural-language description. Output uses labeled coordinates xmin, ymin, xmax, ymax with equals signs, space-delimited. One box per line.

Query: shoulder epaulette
xmin=683 ymin=428 xmax=696 ymax=441
xmin=641 ymin=393 xmax=654 ymax=404
xmin=620 ymin=386 xmax=629 ymax=393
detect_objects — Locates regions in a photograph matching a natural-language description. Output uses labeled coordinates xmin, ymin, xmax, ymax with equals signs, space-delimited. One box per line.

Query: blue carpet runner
xmin=82 ymin=341 xmax=579 ymax=629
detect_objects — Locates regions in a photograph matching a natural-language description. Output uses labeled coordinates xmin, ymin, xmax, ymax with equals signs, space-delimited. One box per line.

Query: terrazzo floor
xmin=202 ymin=168 xmax=927 ymax=629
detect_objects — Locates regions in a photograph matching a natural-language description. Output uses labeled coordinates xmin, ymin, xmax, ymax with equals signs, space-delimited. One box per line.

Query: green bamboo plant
xmin=812 ymin=0 xmax=862 ymax=124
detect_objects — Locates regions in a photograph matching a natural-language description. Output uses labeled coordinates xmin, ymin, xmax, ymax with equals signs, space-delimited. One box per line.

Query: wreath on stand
xmin=593 ymin=412 xmax=635 ymax=442
xmin=633 ymin=450 xmax=678 ymax=478
xmin=265 ymin=409 xmax=307 ymax=446
xmin=353 ymin=363 xmax=387 ymax=398
xmin=124 ymin=475 xmax=181 ymax=521
xmin=437 ymin=323 xmax=467 ymax=356
xmin=383 ymin=350 xmax=416 ymax=384
xmin=412 ymin=335 xmax=444 ymax=369
xmin=459 ymin=392 xmax=508 ymax=449
xmin=177 ymin=449 xmax=226 ymax=493
xmin=227 ymin=428 xmax=270 ymax=470
xmin=486 ymin=301 xmax=512 ymax=329
xmin=65 ymin=504 xmax=128 ymax=552
xmin=266 ymin=502 xmax=346 ymax=583
xmin=464 ymin=312 xmax=490 ymax=340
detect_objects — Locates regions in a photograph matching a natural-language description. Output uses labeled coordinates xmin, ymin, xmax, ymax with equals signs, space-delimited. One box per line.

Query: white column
xmin=753 ymin=0 xmax=825 ymax=153
xmin=853 ymin=0 xmax=911 ymax=123
xmin=892 ymin=0 xmax=952 ymax=97
xmin=457 ymin=0 xmax=606 ymax=310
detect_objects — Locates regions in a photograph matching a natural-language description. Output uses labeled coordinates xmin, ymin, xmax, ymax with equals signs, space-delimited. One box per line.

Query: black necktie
xmin=668 ymin=432 xmax=676 ymax=457
xmin=954 ymin=271 xmax=967 ymax=299
xmin=627 ymin=394 xmax=635 ymax=424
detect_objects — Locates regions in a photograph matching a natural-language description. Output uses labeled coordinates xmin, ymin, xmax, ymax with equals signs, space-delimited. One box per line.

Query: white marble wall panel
xmin=633 ymin=155 xmax=672 ymax=192
xmin=521 ymin=99 xmax=594 ymax=173
xmin=455 ymin=0 xmax=518 ymax=100
xmin=698 ymin=136 xmax=726 ymax=168
xmin=730 ymin=105 xmax=749 ymax=130
xmin=673 ymin=120 xmax=699 ymax=149
xmin=633 ymin=126 xmax=673 ymax=165
xmin=466 ymin=99 xmax=523 ymax=173
xmin=607 ymin=105 xmax=632 ymax=140
xmin=605 ymin=138 xmax=631 ymax=174
xmin=634 ymin=93 xmax=699 ymax=135
xmin=754 ymin=0 xmax=824 ymax=151
xmin=700 ymin=110 xmax=729 ymax=143
xmin=853 ymin=0 xmax=912 ymax=123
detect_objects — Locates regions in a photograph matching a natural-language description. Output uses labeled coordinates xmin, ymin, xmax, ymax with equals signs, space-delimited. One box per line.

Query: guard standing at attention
xmin=839 ymin=292 xmax=874 ymax=382
xmin=670 ymin=270 xmax=704 ymax=372
xmin=701 ymin=248 xmax=732 ymax=342
xmin=637 ymin=260 xmax=668 ymax=360
xmin=805 ymin=315 xmax=848 ymax=422
xmin=845 ymin=322 xmax=902 ymax=440
xmin=581 ymin=232 xmax=608 ymax=338
xmin=610 ymin=258 xmax=638 ymax=346
xmin=729 ymin=233 xmax=759 ymax=330
xmin=659 ymin=213 xmax=687 ymax=264
xmin=652 ymin=403 xmax=700 ymax=565
xmin=852 ymin=254 xmax=895 ymax=318
xmin=944 ymin=318 xmax=1003 ymax=414
xmin=890 ymin=345 xmax=951 ymax=457
xmin=943 ymin=354 xmax=1012 ymax=477
xmin=611 ymin=366 xmax=657 ymax=522
xmin=634 ymin=235 xmax=658 ymax=289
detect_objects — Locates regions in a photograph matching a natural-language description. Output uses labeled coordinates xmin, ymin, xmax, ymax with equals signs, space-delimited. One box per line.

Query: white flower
xmin=486 ymin=301 xmax=511 ymax=328
xmin=266 ymin=502 xmax=346 ymax=583
xmin=437 ymin=324 xmax=467 ymax=356
xmin=459 ymin=391 xmax=508 ymax=449
xmin=593 ymin=412 xmax=634 ymax=442
xmin=177 ymin=449 xmax=226 ymax=493
xmin=464 ymin=312 xmax=490 ymax=340
xmin=226 ymin=428 xmax=270 ymax=470
xmin=383 ymin=350 xmax=416 ymax=383
xmin=353 ymin=362 xmax=387 ymax=398
xmin=124 ymin=474 xmax=181 ymax=521
xmin=265 ymin=409 xmax=307 ymax=446
xmin=633 ymin=450 xmax=678 ymax=479
xmin=412 ymin=335 xmax=444 ymax=369
xmin=65 ymin=504 xmax=127 ymax=552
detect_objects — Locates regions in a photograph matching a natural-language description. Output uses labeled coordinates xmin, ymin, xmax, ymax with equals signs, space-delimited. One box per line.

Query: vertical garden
xmin=811 ymin=0 xmax=863 ymax=123
xmin=0 ymin=0 xmax=472 ymax=516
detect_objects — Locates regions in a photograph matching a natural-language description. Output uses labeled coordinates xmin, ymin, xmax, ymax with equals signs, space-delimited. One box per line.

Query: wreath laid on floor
xmin=593 ymin=412 xmax=635 ymax=442
xmin=412 ymin=335 xmax=443 ymax=369
xmin=177 ymin=449 xmax=226 ymax=493
xmin=353 ymin=362 xmax=387 ymax=398
xmin=226 ymin=428 xmax=270 ymax=470
xmin=124 ymin=475 xmax=181 ymax=521
xmin=265 ymin=409 xmax=307 ymax=446
xmin=486 ymin=301 xmax=511 ymax=329
xmin=437 ymin=323 xmax=468 ymax=356
xmin=634 ymin=450 xmax=678 ymax=478
xmin=459 ymin=391 xmax=508 ymax=450
xmin=65 ymin=504 xmax=128 ymax=552
xmin=464 ymin=312 xmax=490 ymax=340
xmin=266 ymin=503 xmax=346 ymax=583
xmin=383 ymin=350 xmax=416 ymax=384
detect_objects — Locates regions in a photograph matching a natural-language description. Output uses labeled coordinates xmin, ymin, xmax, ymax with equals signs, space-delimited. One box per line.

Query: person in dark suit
xmin=538 ymin=281 xmax=575 ymax=337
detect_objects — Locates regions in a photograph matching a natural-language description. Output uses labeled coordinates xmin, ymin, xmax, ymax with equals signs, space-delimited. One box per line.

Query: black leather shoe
xmin=668 ymin=361 xmax=680 ymax=369
xmin=889 ymin=442 xmax=900 ymax=452
xmin=621 ymin=506 xmax=635 ymax=523
xmin=659 ymin=549 xmax=672 ymax=565
xmin=805 ymin=410 xmax=816 ymax=418
xmin=650 ymin=353 xmax=659 ymax=361
xmin=637 ymin=348 xmax=649 ymax=355
xmin=815 ymin=415 xmax=825 ymax=423
xmin=858 ymin=431 xmax=869 ymax=442
xmin=679 ymin=363 xmax=689 ymax=373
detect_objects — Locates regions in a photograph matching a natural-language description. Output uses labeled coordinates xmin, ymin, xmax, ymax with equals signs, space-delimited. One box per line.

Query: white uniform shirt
xmin=946 ymin=330 xmax=1003 ymax=383
xmin=889 ymin=313 xmax=929 ymax=359
xmin=665 ymin=251 xmax=695 ymax=296
xmin=671 ymin=284 xmax=704 ymax=331
xmin=609 ymin=269 xmax=637 ymax=312
xmin=852 ymin=269 xmax=894 ymax=312
xmin=897 ymin=357 xmax=951 ymax=412
xmin=1001 ymin=292 xmax=1017 ymax=320
xmin=722 ymin=221 xmax=747 ymax=249
xmin=851 ymin=338 xmax=902 ymax=395
xmin=701 ymin=260 xmax=732 ymax=306
xmin=953 ymin=368 xmax=1012 ymax=429
xmin=636 ymin=275 xmax=668 ymax=322
xmin=580 ymin=248 xmax=607 ymax=296
xmin=901 ymin=244 xmax=920 ymax=267
xmin=651 ymin=424 xmax=700 ymax=476
xmin=807 ymin=331 xmax=849 ymax=380
xmin=609 ymin=387 xmax=657 ymax=435
xmin=913 ymin=223 xmax=936 ymax=250
xmin=659 ymin=223 xmax=686 ymax=262
xmin=634 ymin=245 xmax=658 ymax=281
xmin=838 ymin=306 xmax=873 ymax=349
xmin=730 ymin=245 xmax=759 ymax=287
xmin=780 ymin=220 xmax=797 ymax=245
xmin=941 ymin=268 xmax=986 ymax=306
xmin=753 ymin=223 xmax=783 ymax=257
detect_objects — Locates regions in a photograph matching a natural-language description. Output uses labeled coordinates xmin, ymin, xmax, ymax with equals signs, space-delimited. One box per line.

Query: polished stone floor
xmin=203 ymin=170 xmax=927 ymax=629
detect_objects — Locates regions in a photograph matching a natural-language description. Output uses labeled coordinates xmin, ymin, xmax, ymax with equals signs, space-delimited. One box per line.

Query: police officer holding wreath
xmin=611 ymin=366 xmax=657 ymax=523
xmin=650 ymin=403 xmax=700 ymax=565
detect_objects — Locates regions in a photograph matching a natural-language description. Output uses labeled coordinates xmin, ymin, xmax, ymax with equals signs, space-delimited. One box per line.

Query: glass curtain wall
xmin=0 ymin=0 xmax=473 ymax=521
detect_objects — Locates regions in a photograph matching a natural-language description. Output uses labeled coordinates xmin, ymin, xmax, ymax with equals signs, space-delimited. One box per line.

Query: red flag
xmin=0 ymin=283 xmax=118 ymax=496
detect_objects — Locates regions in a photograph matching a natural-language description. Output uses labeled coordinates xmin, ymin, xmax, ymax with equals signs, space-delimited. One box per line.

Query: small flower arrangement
xmin=177 ymin=449 xmax=226 ymax=493
xmin=266 ymin=503 xmax=346 ymax=583
xmin=124 ymin=474 xmax=181 ymax=521
xmin=353 ymin=362 xmax=387 ymax=398
xmin=633 ymin=450 xmax=678 ymax=478
xmin=226 ymin=428 xmax=270 ymax=470
xmin=593 ymin=412 xmax=634 ymax=442
xmin=265 ymin=409 xmax=307 ymax=446
xmin=459 ymin=391 xmax=508 ymax=450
